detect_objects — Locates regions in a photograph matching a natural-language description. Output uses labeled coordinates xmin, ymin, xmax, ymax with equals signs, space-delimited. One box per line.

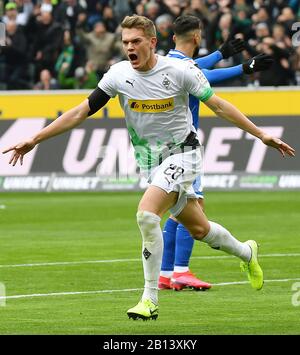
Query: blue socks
xmin=161 ymin=218 xmax=194 ymax=275
xmin=175 ymin=223 xmax=194 ymax=267
xmin=161 ymin=218 xmax=178 ymax=273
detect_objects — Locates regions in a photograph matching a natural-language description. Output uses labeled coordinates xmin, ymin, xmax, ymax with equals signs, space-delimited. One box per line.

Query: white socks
xmin=174 ymin=266 xmax=189 ymax=273
xmin=160 ymin=270 xmax=173 ymax=278
xmin=136 ymin=211 xmax=163 ymax=305
xmin=136 ymin=214 xmax=250 ymax=305
xmin=202 ymin=221 xmax=251 ymax=262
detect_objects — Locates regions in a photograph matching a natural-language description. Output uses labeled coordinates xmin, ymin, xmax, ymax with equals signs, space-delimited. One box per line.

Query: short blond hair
xmin=121 ymin=15 xmax=157 ymax=38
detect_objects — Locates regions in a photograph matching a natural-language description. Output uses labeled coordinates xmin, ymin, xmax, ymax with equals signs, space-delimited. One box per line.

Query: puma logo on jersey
xmin=128 ymin=98 xmax=175 ymax=113
xmin=126 ymin=79 xmax=135 ymax=87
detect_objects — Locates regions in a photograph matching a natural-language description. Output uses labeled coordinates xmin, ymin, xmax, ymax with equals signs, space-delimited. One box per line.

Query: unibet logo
xmin=128 ymin=98 xmax=174 ymax=113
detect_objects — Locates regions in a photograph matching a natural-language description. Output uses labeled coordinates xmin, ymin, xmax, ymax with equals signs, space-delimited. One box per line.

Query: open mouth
xmin=128 ymin=53 xmax=138 ymax=61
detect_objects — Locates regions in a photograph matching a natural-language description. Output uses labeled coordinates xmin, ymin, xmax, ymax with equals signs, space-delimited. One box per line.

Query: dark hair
xmin=172 ymin=15 xmax=202 ymax=36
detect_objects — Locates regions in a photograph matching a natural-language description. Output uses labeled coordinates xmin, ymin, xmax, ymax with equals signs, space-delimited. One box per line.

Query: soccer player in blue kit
xmin=159 ymin=15 xmax=274 ymax=291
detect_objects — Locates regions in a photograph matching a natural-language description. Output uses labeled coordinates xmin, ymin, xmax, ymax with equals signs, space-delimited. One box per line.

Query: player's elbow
xmin=75 ymin=109 xmax=88 ymax=123
xmin=73 ymin=102 xmax=89 ymax=124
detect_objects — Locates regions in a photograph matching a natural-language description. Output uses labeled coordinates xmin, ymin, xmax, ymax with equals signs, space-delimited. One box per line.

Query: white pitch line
xmin=0 ymin=288 xmax=144 ymax=300
xmin=193 ymin=253 xmax=300 ymax=260
xmin=213 ymin=277 xmax=300 ymax=286
xmin=1 ymin=277 xmax=300 ymax=301
xmin=0 ymin=253 xmax=299 ymax=269
xmin=0 ymin=258 xmax=140 ymax=268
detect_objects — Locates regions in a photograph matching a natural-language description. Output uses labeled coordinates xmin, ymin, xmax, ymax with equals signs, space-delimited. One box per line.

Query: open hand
xmin=243 ymin=53 xmax=274 ymax=74
xmin=2 ymin=139 xmax=36 ymax=166
xmin=261 ymin=134 xmax=295 ymax=157
xmin=219 ymin=38 xmax=246 ymax=59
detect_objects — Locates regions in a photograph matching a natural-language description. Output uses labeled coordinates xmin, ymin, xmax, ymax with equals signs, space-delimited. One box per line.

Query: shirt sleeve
xmin=98 ymin=67 xmax=118 ymax=98
xmin=202 ymin=65 xmax=243 ymax=84
xmin=194 ymin=51 xmax=223 ymax=69
xmin=183 ymin=63 xmax=214 ymax=102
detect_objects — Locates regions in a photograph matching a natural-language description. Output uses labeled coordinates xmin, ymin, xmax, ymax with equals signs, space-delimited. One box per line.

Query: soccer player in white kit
xmin=3 ymin=15 xmax=295 ymax=321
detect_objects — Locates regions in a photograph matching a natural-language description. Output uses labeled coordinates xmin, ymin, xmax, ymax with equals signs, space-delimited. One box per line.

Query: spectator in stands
xmin=54 ymin=0 xmax=86 ymax=36
xmin=155 ymin=14 xmax=173 ymax=55
xmin=256 ymin=36 xmax=296 ymax=85
xmin=161 ymin=0 xmax=182 ymax=18
xmin=55 ymin=29 xmax=75 ymax=76
xmin=85 ymin=0 xmax=108 ymax=20
xmin=15 ymin=0 xmax=34 ymax=24
xmin=58 ymin=60 xmax=98 ymax=89
xmin=207 ymin=11 xmax=233 ymax=52
xmin=251 ymin=6 xmax=272 ymax=28
xmin=34 ymin=68 xmax=59 ymax=90
xmin=2 ymin=1 xmax=33 ymax=26
xmin=182 ymin=0 xmax=211 ymax=28
xmin=102 ymin=5 xmax=118 ymax=33
xmin=0 ymin=19 xmax=29 ymax=89
xmin=277 ymin=6 xmax=297 ymax=37
xmin=76 ymin=19 xmax=117 ymax=78
xmin=107 ymin=24 xmax=127 ymax=65
xmin=30 ymin=7 xmax=64 ymax=80
xmin=231 ymin=7 xmax=253 ymax=41
xmin=108 ymin=0 xmax=137 ymax=23
xmin=144 ymin=1 xmax=160 ymax=21
xmin=254 ymin=22 xmax=270 ymax=43
xmin=213 ymin=11 xmax=245 ymax=70
xmin=218 ymin=12 xmax=233 ymax=43
xmin=272 ymin=23 xmax=292 ymax=48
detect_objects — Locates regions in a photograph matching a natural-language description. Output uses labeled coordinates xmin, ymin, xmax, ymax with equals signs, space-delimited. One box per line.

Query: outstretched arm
xmin=195 ymin=51 xmax=223 ymax=69
xmin=202 ymin=53 xmax=273 ymax=84
xmin=195 ymin=38 xmax=245 ymax=69
xmin=202 ymin=66 xmax=243 ymax=84
xmin=204 ymin=94 xmax=295 ymax=157
xmin=2 ymin=88 xmax=111 ymax=166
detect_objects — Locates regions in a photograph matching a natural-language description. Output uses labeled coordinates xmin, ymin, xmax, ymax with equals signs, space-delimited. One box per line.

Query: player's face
xmin=122 ymin=28 xmax=157 ymax=71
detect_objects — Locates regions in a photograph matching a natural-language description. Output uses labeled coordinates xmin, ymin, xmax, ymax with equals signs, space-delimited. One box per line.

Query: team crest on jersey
xmin=128 ymin=98 xmax=174 ymax=113
xmin=162 ymin=74 xmax=171 ymax=89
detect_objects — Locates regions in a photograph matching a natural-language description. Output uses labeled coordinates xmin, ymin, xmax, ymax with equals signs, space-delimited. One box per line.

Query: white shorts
xmin=147 ymin=148 xmax=202 ymax=217
xmin=193 ymin=175 xmax=204 ymax=199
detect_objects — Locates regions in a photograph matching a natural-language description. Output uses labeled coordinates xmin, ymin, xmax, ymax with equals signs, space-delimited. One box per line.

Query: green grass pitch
xmin=0 ymin=191 xmax=299 ymax=335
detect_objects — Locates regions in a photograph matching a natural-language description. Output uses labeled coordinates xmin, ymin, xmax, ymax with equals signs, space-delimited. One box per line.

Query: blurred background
xmin=0 ymin=0 xmax=300 ymax=89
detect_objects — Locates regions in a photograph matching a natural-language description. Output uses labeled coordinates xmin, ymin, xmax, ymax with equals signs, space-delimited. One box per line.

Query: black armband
xmin=87 ymin=87 xmax=111 ymax=116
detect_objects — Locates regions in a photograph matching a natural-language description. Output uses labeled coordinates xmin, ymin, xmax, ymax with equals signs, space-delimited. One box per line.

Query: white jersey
xmin=98 ymin=55 xmax=213 ymax=173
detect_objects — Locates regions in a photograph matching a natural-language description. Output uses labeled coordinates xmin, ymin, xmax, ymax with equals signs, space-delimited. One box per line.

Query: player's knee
xmin=189 ymin=224 xmax=209 ymax=240
xmin=136 ymin=210 xmax=161 ymax=241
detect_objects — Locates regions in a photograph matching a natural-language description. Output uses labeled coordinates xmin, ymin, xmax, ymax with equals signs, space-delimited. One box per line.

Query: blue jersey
xmin=167 ymin=49 xmax=243 ymax=129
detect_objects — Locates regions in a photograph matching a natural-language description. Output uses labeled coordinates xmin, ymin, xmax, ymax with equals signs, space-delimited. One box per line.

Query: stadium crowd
xmin=0 ymin=0 xmax=300 ymax=90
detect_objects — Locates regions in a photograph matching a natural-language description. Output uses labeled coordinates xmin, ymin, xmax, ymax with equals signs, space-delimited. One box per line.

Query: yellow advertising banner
xmin=1 ymin=88 xmax=300 ymax=119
